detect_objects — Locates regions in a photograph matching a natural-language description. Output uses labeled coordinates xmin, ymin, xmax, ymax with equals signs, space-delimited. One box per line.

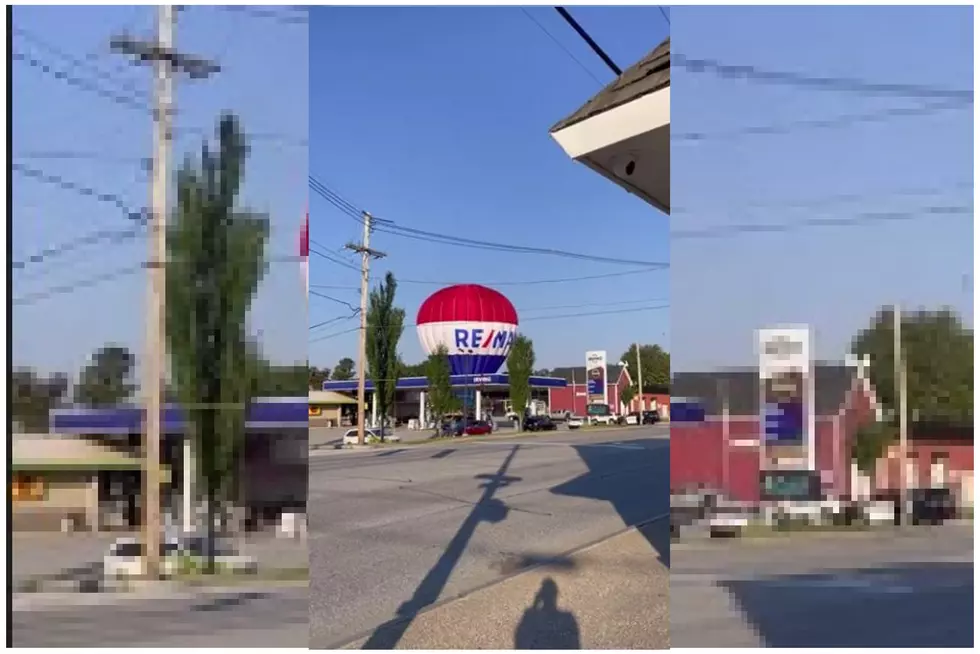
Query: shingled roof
xmin=551 ymin=37 xmax=670 ymax=134
xmin=671 ymin=363 xmax=859 ymax=417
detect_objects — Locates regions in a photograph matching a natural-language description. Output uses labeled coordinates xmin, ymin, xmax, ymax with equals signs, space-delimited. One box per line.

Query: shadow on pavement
xmin=550 ymin=438 xmax=670 ymax=568
xmin=513 ymin=577 xmax=581 ymax=649
xmin=361 ymin=446 xmax=522 ymax=649
xmin=495 ymin=553 xmax=576 ymax=576
xmin=193 ymin=591 xmax=271 ymax=612
xmin=720 ymin=561 xmax=974 ymax=648
xmin=431 ymin=449 xmax=455 ymax=459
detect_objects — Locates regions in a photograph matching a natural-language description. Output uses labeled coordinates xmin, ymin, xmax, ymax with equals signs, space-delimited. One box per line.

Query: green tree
xmin=75 ymin=345 xmax=136 ymax=407
xmin=618 ymin=343 xmax=670 ymax=392
xmin=165 ymin=114 xmax=270 ymax=572
xmin=366 ymin=272 xmax=405 ymax=441
xmin=11 ymin=369 xmax=69 ymax=433
xmin=852 ymin=307 xmax=973 ymax=423
xmin=309 ymin=365 xmax=331 ymax=390
xmin=425 ymin=344 xmax=459 ymax=434
xmin=507 ymin=335 xmax=535 ymax=430
xmin=399 ymin=359 xmax=427 ymax=378
xmin=620 ymin=383 xmax=637 ymax=412
xmin=331 ymin=357 xmax=355 ymax=381
xmin=851 ymin=421 xmax=894 ymax=474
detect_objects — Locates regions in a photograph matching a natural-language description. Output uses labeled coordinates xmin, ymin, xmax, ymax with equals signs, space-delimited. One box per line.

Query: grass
xmin=171 ymin=564 xmax=309 ymax=586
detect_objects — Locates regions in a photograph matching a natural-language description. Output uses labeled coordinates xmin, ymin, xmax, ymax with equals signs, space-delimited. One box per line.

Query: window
xmin=11 ymin=475 xmax=46 ymax=502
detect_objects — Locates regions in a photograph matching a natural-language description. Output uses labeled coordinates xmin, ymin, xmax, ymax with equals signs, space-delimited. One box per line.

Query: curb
xmin=12 ymin=580 xmax=308 ymax=612
xmin=328 ymin=512 xmax=669 ymax=650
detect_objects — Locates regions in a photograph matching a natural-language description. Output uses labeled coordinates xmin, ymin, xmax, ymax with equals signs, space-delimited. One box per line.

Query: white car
xmin=343 ymin=428 xmax=400 ymax=445
xmin=103 ymin=535 xmax=257 ymax=578
xmin=566 ymin=416 xmax=584 ymax=429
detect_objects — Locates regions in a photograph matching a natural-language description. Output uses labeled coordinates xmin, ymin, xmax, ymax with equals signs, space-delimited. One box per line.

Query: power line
xmin=13 ymin=25 xmax=150 ymax=101
xmin=672 ymin=182 xmax=973 ymax=216
xmin=310 ymin=244 xmax=362 ymax=273
xmin=310 ymin=289 xmax=360 ymax=313
xmin=554 ymin=7 xmax=622 ymax=76
xmin=671 ymin=204 xmax=972 ymax=241
xmin=519 ymin=296 xmax=668 ymax=313
xmin=310 ymin=313 xmax=360 ymax=332
xmin=309 ymin=177 xmax=667 ymax=268
xmin=12 ymin=225 xmax=146 ymax=271
xmin=673 ymin=98 xmax=970 ymax=143
xmin=398 ymin=267 xmax=661 ymax=287
xmin=12 ymin=162 xmax=144 ymax=218
xmin=12 ymin=50 xmax=151 ymax=112
xmin=12 ymin=264 xmax=144 ymax=306
xmin=519 ymin=8 xmax=604 ymax=86
xmin=674 ymin=53 xmax=974 ymax=102
xmin=521 ymin=304 xmax=669 ymax=322
xmin=310 ymin=325 xmax=361 ymax=344
xmin=658 ymin=7 xmax=670 ymax=25
xmin=214 ymin=5 xmax=308 ymax=25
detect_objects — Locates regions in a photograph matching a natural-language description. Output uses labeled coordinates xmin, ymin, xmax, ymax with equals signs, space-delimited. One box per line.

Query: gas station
xmin=322 ymin=373 xmax=568 ymax=427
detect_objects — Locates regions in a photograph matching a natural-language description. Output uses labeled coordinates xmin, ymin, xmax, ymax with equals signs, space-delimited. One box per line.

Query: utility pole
xmin=111 ymin=5 xmax=219 ymax=579
xmin=634 ymin=342 xmax=644 ymax=412
xmin=894 ymin=305 xmax=909 ymax=525
xmin=719 ymin=377 xmax=730 ymax=494
xmin=345 ymin=212 xmax=386 ymax=446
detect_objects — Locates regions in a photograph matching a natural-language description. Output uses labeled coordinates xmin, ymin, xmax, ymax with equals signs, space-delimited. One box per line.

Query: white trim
xmin=551 ymin=87 xmax=670 ymax=159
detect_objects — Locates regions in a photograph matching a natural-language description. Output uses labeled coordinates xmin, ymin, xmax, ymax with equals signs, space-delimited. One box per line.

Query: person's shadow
xmin=514 ymin=578 xmax=581 ymax=649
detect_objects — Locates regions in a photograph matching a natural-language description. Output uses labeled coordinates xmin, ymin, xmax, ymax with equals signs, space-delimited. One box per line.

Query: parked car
xmin=620 ymin=412 xmax=641 ymax=426
xmin=524 ymin=415 xmax=557 ymax=432
xmin=641 ymin=410 xmax=660 ymax=425
xmin=463 ymin=420 xmax=492 ymax=436
xmin=586 ymin=403 xmax=618 ymax=426
xmin=343 ymin=428 xmax=400 ymax=444
xmin=907 ymin=487 xmax=958 ymax=524
xmin=103 ymin=535 xmax=257 ymax=578
xmin=566 ymin=415 xmax=584 ymax=430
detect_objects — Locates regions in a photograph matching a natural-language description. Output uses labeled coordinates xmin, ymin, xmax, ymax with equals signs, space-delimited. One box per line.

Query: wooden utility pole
xmin=894 ymin=305 xmax=909 ymax=525
xmin=345 ymin=212 xmax=386 ymax=446
xmin=111 ymin=5 xmax=218 ymax=579
xmin=634 ymin=342 xmax=644 ymax=412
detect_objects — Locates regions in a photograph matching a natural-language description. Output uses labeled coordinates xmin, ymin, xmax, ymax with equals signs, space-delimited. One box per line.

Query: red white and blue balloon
xmin=416 ymin=284 xmax=518 ymax=376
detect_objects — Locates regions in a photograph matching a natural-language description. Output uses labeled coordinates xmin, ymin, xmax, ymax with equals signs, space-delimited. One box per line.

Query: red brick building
xmin=671 ymin=364 xmax=974 ymax=506
xmin=670 ymin=363 xmax=881 ymax=503
xmin=546 ymin=365 xmax=667 ymax=416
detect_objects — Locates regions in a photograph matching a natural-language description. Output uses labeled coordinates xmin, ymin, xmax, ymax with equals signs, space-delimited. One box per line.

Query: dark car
xmin=908 ymin=487 xmax=958 ymax=524
xmin=641 ymin=410 xmax=660 ymax=425
xmin=524 ymin=415 xmax=557 ymax=432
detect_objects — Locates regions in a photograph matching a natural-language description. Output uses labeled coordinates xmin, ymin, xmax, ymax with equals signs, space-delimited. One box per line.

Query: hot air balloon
xmin=300 ymin=213 xmax=309 ymax=294
xmin=416 ymin=284 xmax=518 ymax=376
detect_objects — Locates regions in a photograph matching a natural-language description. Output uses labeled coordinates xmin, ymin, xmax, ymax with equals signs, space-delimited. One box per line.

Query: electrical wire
xmin=309 ymin=325 xmax=360 ymax=344
xmin=310 ymin=290 xmax=360 ymax=313
xmin=674 ymin=53 xmax=974 ymax=102
xmin=673 ymin=98 xmax=970 ymax=144
xmin=397 ymin=267 xmax=661 ymax=287
xmin=554 ymin=7 xmax=622 ymax=76
xmin=658 ymin=7 xmax=670 ymax=25
xmin=13 ymin=264 xmax=144 ymax=306
xmin=519 ymin=8 xmax=604 ymax=86
xmin=214 ymin=6 xmax=308 ymax=25
xmin=671 ymin=204 xmax=972 ymax=241
xmin=308 ymin=176 xmax=668 ymax=269
xmin=12 ymin=50 xmax=151 ymax=111
xmin=13 ymin=25 xmax=150 ymax=101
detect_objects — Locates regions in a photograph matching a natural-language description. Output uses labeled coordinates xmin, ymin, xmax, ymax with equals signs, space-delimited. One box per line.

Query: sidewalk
xmin=342 ymin=519 xmax=670 ymax=649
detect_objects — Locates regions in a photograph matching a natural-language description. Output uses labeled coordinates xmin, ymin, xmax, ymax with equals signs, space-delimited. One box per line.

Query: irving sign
xmin=585 ymin=350 xmax=608 ymax=406
xmin=758 ymin=327 xmax=815 ymax=472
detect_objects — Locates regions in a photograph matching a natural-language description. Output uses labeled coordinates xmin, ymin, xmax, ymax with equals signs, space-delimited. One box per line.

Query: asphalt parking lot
xmin=671 ymin=524 xmax=974 ymax=647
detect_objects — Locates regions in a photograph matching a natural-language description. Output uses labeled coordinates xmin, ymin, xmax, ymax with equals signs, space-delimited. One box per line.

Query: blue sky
xmin=11 ymin=6 xmax=308 ymax=378
xmin=671 ymin=5 xmax=973 ymax=372
xmin=309 ymin=6 xmax=670 ymax=372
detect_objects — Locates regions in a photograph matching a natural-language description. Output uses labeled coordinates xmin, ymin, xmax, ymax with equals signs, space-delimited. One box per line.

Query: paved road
xmin=11 ymin=585 xmax=309 ymax=647
xmin=671 ymin=525 xmax=974 ymax=647
xmin=308 ymin=426 xmax=669 ymax=648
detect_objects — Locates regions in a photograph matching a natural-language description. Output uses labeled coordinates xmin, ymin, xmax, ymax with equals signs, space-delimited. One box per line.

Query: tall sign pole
xmin=345 ymin=212 xmax=385 ymax=446
xmin=634 ymin=342 xmax=644 ymax=412
xmin=895 ymin=305 xmax=908 ymax=525
xmin=112 ymin=6 xmax=218 ymax=578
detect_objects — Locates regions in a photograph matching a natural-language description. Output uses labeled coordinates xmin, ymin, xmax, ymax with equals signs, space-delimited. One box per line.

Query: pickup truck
xmin=586 ymin=403 xmax=618 ymax=426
